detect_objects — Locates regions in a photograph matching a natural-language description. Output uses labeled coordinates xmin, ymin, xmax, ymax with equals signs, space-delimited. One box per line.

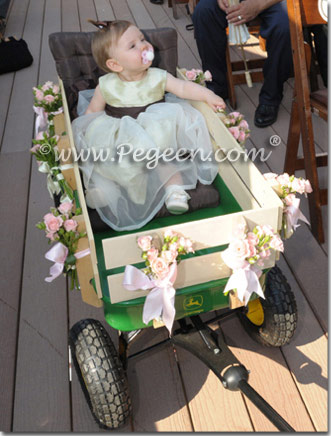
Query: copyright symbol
xmin=40 ymin=144 xmax=52 ymax=155
xmin=269 ymin=135 xmax=281 ymax=146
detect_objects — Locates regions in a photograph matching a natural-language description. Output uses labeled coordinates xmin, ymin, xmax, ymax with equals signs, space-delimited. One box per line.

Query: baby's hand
xmin=206 ymin=93 xmax=226 ymax=112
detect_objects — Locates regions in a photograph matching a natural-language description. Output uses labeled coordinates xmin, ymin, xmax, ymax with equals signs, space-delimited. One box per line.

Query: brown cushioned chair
xmin=48 ymin=28 xmax=220 ymax=233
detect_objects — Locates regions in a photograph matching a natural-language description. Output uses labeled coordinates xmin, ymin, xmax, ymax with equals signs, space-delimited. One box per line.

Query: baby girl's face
xmin=112 ymin=25 xmax=153 ymax=73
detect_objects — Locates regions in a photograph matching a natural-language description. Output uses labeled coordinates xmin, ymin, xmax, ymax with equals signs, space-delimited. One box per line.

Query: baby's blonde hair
xmin=92 ymin=20 xmax=133 ymax=72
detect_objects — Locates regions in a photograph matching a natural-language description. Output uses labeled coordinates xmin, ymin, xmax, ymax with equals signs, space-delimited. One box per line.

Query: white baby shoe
xmin=165 ymin=189 xmax=190 ymax=215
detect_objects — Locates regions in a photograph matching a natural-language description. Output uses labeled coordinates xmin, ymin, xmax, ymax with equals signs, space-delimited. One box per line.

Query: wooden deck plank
xmin=39 ymin=0 xmax=62 ymax=87
xmin=94 ymin=0 xmax=115 ymax=21
xmin=127 ymin=328 xmax=193 ymax=431
xmin=77 ymin=0 xmax=98 ymax=32
xmin=127 ymin=0 xmax=156 ymax=29
xmin=222 ymin=315 xmax=315 ymax=432
xmin=62 ymin=0 xmax=81 ymax=32
xmin=0 ymin=151 xmax=31 ymax=432
xmin=141 ymin=0 xmax=200 ymax=69
xmin=1 ymin=0 xmax=40 ymax=154
xmin=13 ymin=165 xmax=71 ymax=431
xmin=110 ymin=0 xmax=135 ymax=22
xmin=175 ymin=325 xmax=254 ymax=432
xmin=160 ymin=3 xmax=201 ymax=62
xmin=0 ymin=0 xmax=29 ymax=149
xmin=277 ymin=256 xmax=328 ymax=431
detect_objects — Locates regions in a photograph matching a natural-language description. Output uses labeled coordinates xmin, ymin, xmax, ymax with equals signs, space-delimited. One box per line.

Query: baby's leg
xmin=158 ymin=166 xmax=191 ymax=215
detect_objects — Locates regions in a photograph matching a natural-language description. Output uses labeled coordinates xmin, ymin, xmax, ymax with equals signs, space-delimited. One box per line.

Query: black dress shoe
xmin=150 ymin=0 xmax=164 ymax=4
xmin=254 ymin=104 xmax=279 ymax=128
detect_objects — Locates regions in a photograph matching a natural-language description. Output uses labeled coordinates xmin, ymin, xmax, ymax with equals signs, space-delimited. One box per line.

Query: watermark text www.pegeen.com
xmin=45 ymin=143 xmax=276 ymax=169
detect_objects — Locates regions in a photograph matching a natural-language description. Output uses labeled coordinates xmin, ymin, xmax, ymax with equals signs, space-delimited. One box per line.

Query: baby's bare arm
xmin=85 ymin=85 xmax=106 ymax=114
xmin=165 ymin=73 xmax=225 ymax=111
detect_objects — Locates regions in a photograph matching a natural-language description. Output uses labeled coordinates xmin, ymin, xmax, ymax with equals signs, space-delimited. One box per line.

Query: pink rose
xmin=204 ymin=70 xmax=212 ymax=81
xmin=53 ymin=85 xmax=60 ymax=94
xmin=44 ymin=213 xmax=63 ymax=233
xmin=247 ymin=232 xmax=259 ymax=246
xmin=150 ymin=257 xmax=170 ymax=279
xmin=269 ymin=235 xmax=284 ymax=252
xmin=169 ymin=242 xmax=179 ymax=252
xmin=161 ymin=250 xmax=177 ymax=263
xmin=304 ymin=179 xmax=313 ymax=194
xmin=238 ymin=130 xmax=246 ymax=143
xmin=248 ymin=243 xmax=257 ymax=257
xmin=147 ymin=247 xmax=159 ymax=262
xmin=30 ymin=143 xmax=40 ymax=153
xmin=239 ymin=119 xmax=249 ymax=130
xmin=35 ymin=89 xmax=44 ymax=101
xmin=63 ymin=219 xmax=78 ymax=232
xmin=46 ymin=232 xmax=58 ymax=241
xmin=263 ymin=172 xmax=278 ymax=181
xmin=42 ymin=81 xmax=53 ymax=91
xmin=186 ymin=70 xmax=197 ymax=81
xmin=284 ymin=193 xmax=296 ymax=206
xmin=44 ymin=94 xmax=55 ymax=103
xmin=228 ymin=239 xmax=250 ymax=261
xmin=137 ymin=235 xmax=153 ymax=251
xmin=276 ymin=173 xmax=290 ymax=186
xmin=261 ymin=225 xmax=274 ymax=237
xmin=184 ymin=238 xmax=194 ymax=253
xmin=229 ymin=111 xmax=241 ymax=120
xmin=164 ymin=229 xmax=177 ymax=239
xmin=58 ymin=201 xmax=73 ymax=215
xmin=228 ymin=126 xmax=240 ymax=140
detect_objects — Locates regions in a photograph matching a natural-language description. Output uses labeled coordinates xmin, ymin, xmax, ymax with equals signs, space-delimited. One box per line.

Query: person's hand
xmin=217 ymin=0 xmax=230 ymax=12
xmin=226 ymin=0 xmax=262 ymax=25
xmin=206 ymin=92 xmax=226 ymax=112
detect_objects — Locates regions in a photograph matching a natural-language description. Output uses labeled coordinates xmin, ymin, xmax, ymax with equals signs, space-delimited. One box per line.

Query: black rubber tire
xmin=69 ymin=319 xmax=132 ymax=429
xmin=238 ymin=266 xmax=298 ymax=347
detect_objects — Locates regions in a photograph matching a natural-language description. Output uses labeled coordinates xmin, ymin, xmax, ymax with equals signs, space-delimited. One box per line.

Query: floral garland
xmin=221 ymin=222 xmax=284 ymax=304
xmin=263 ymin=173 xmax=312 ymax=239
xmin=36 ymin=201 xmax=88 ymax=290
xmin=123 ymin=230 xmax=194 ymax=334
xmin=31 ymin=131 xmax=73 ymax=202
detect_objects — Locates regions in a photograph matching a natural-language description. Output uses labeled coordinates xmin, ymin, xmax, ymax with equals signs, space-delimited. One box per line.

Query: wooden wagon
xmin=44 ymin=27 xmax=297 ymax=431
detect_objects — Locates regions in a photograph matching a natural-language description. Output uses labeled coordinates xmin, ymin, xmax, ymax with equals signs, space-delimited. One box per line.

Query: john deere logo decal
xmin=183 ymin=295 xmax=203 ymax=311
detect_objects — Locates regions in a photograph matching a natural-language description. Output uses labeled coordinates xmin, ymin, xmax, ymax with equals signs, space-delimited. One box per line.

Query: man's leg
xmin=255 ymin=0 xmax=293 ymax=127
xmin=192 ymin=0 xmax=229 ymax=99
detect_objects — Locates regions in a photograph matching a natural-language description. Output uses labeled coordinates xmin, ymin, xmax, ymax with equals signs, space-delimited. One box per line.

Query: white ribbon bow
xmin=33 ymin=106 xmax=48 ymax=135
xmin=123 ymin=263 xmax=177 ymax=334
xmin=221 ymin=249 xmax=265 ymax=305
xmin=38 ymin=162 xmax=61 ymax=197
xmin=45 ymin=243 xmax=90 ymax=282
xmin=284 ymin=197 xmax=310 ymax=239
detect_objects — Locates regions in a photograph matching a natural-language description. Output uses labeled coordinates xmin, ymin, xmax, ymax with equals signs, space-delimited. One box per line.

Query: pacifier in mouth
xmin=142 ymin=48 xmax=154 ymax=64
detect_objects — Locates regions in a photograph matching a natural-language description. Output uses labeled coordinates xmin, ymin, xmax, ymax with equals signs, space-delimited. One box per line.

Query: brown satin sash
xmin=105 ymin=97 xmax=165 ymax=119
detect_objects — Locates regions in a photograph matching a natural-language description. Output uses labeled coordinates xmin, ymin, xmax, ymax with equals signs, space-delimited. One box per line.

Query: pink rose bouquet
xmin=185 ymin=68 xmax=213 ymax=86
xmin=217 ymin=110 xmax=250 ymax=147
xmin=30 ymin=131 xmax=73 ymax=202
xmin=263 ymin=173 xmax=312 ymax=239
xmin=36 ymin=202 xmax=86 ymax=290
xmin=221 ymin=223 xmax=284 ymax=304
xmin=123 ymin=230 xmax=194 ymax=334
xmin=33 ymin=81 xmax=63 ymax=119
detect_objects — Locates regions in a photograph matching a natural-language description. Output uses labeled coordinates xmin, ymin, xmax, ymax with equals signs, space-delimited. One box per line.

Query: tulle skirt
xmin=72 ymin=92 xmax=218 ymax=231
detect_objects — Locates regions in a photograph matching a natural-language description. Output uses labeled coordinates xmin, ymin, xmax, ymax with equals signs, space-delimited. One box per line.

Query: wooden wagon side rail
xmin=53 ymin=79 xmax=103 ymax=308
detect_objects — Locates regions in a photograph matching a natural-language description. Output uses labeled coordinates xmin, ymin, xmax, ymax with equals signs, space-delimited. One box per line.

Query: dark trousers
xmin=192 ymin=0 xmax=293 ymax=106
xmin=0 ymin=0 xmax=10 ymax=18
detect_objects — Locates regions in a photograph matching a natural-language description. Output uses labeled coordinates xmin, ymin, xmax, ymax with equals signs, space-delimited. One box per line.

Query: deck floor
xmin=0 ymin=0 xmax=328 ymax=432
